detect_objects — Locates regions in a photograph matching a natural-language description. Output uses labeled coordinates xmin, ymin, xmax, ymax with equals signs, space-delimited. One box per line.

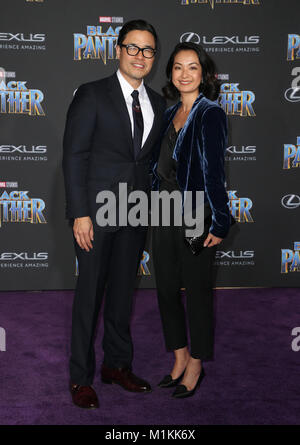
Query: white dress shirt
xmin=116 ymin=69 xmax=154 ymax=148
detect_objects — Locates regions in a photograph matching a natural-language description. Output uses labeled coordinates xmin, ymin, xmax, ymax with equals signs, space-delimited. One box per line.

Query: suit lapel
xmin=107 ymin=75 xmax=162 ymax=160
xmin=173 ymin=93 xmax=204 ymax=162
xmin=107 ymin=74 xmax=133 ymax=155
xmin=138 ymin=86 xmax=160 ymax=158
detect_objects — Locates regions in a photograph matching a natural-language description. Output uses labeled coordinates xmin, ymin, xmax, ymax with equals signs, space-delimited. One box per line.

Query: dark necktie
xmin=131 ymin=90 xmax=144 ymax=159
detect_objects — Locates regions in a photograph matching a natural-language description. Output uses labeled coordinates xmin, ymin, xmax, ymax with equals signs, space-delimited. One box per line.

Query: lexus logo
xmin=180 ymin=32 xmax=201 ymax=44
xmin=180 ymin=34 xmax=260 ymax=45
xmin=0 ymin=252 xmax=48 ymax=261
xmin=0 ymin=33 xmax=45 ymax=42
xmin=281 ymin=194 xmax=300 ymax=209
xmin=284 ymin=87 xmax=300 ymax=102
xmin=215 ymin=250 xmax=254 ymax=259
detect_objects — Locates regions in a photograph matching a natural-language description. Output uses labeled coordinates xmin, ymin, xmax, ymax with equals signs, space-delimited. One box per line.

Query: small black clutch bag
xmin=184 ymin=213 xmax=236 ymax=256
xmin=184 ymin=213 xmax=212 ymax=255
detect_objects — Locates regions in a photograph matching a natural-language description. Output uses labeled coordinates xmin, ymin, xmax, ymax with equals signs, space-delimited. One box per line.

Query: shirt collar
xmin=117 ymin=69 xmax=146 ymax=101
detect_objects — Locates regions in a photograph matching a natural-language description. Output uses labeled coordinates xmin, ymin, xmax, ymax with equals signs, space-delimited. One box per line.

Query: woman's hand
xmin=73 ymin=216 xmax=94 ymax=252
xmin=203 ymin=233 xmax=223 ymax=248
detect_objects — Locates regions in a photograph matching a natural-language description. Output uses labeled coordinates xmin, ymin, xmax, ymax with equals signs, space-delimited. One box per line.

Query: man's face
xmin=116 ymin=30 xmax=156 ymax=85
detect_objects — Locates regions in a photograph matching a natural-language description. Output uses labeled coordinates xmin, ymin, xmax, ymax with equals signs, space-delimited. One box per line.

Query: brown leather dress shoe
xmin=101 ymin=364 xmax=152 ymax=393
xmin=70 ymin=383 xmax=99 ymax=409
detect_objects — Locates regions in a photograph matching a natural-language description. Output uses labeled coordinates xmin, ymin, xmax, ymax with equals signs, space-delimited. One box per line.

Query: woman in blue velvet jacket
xmin=152 ymin=42 xmax=232 ymax=399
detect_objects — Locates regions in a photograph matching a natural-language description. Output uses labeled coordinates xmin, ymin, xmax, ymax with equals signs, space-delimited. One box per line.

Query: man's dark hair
xmin=117 ymin=19 xmax=158 ymax=48
xmin=162 ymin=42 xmax=220 ymax=101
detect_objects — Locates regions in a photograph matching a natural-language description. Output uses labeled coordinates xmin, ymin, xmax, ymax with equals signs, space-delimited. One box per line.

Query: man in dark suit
xmin=63 ymin=19 xmax=166 ymax=409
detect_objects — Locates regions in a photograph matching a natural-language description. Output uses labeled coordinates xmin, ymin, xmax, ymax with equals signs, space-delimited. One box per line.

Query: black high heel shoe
xmin=157 ymin=371 xmax=185 ymax=388
xmin=172 ymin=367 xmax=205 ymax=398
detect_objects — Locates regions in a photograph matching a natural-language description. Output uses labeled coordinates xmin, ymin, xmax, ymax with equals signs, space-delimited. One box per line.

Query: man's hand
xmin=73 ymin=216 xmax=94 ymax=252
xmin=203 ymin=233 xmax=223 ymax=248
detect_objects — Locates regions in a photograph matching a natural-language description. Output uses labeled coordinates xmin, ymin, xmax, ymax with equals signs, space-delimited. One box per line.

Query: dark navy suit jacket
xmin=63 ymin=73 xmax=166 ymax=227
xmin=153 ymin=93 xmax=231 ymax=239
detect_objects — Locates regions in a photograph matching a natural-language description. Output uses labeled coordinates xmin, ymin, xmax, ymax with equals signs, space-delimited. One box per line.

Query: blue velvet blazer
xmin=152 ymin=92 xmax=231 ymax=239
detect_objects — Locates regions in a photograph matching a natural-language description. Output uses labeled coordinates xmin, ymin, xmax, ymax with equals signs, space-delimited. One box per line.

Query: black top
xmin=157 ymin=122 xmax=181 ymax=191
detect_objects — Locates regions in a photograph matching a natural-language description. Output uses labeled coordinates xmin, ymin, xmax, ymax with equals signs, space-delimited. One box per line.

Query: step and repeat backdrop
xmin=0 ymin=0 xmax=299 ymax=290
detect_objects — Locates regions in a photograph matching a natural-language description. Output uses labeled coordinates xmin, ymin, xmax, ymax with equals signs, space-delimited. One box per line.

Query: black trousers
xmin=152 ymin=223 xmax=217 ymax=360
xmin=70 ymin=226 xmax=146 ymax=385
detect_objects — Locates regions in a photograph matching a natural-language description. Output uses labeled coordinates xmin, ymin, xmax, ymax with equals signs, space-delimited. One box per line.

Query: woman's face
xmin=171 ymin=50 xmax=202 ymax=96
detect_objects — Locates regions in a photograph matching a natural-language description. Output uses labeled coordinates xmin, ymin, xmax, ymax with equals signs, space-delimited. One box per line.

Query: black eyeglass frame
xmin=119 ymin=44 xmax=157 ymax=59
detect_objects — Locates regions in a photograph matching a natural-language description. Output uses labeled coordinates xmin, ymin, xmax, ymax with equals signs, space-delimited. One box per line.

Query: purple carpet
xmin=0 ymin=288 xmax=299 ymax=425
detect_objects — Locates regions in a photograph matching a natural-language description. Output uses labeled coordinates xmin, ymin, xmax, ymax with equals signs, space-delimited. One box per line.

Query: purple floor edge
xmin=0 ymin=287 xmax=299 ymax=425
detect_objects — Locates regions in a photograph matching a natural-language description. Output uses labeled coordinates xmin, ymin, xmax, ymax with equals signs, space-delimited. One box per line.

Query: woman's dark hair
xmin=162 ymin=42 xmax=220 ymax=101
xmin=117 ymin=19 xmax=158 ymax=48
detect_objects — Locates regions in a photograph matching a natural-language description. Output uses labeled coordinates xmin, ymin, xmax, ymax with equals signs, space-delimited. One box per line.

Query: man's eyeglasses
xmin=120 ymin=44 xmax=156 ymax=59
